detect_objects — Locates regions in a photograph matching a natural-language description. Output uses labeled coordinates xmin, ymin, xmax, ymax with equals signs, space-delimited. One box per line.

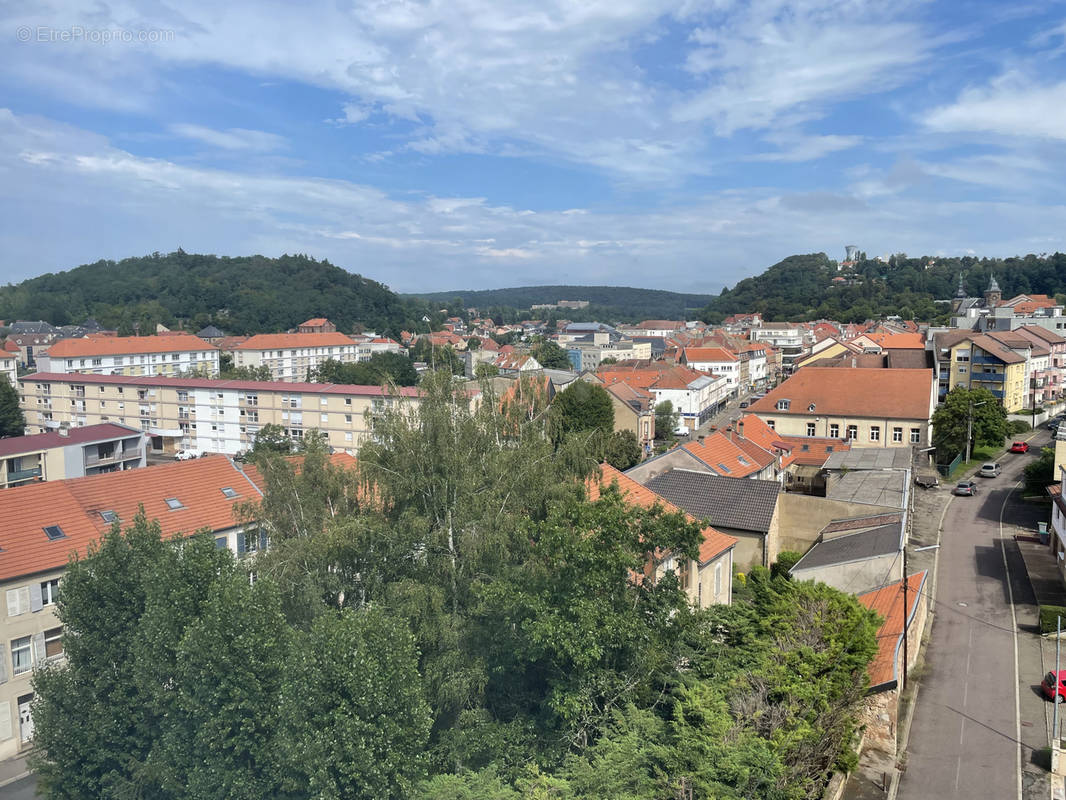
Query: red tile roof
xmin=2 ymin=340 xmax=18 ymax=353
xmin=0 ymin=457 xmax=264 ymax=582
xmin=857 ymin=571 xmax=927 ymax=688
xmin=858 ymin=332 xmax=926 ymax=350
xmin=590 ymin=464 xmax=736 ymax=563
xmin=0 ymin=423 xmax=143 ymax=458
xmin=299 ymin=318 xmax=330 ymax=327
xmin=748 ymin=368 xmax=935 ymax=421
xmin=681 ymin=431 xmax=774 ymax=477
xmin=683 ymin=347 xmax=737 ymax=363
xmin=235 ymin=332 xmax=355 ymax=350
xmin=46 ymin=334 xmax=214 ymax=357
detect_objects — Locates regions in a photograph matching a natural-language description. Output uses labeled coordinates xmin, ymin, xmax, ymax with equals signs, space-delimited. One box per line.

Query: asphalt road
xmin=899 ymin=434 xmax=1050 ymax=799
xmin=0 ymin=775 xmax=36 ymax=798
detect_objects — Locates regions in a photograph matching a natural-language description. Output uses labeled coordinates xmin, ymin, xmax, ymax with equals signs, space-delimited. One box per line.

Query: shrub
xmin=771 ymin=550 xmax=804 ymax=579
xmin=1007 ymin=420 xmax=1032 ymax=435
xmin=1041 ymin=605 xmax=1066 ymax=634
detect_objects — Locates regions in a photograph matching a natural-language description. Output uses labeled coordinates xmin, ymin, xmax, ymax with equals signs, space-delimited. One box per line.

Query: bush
xmin=1040 ymin=605 xmax=1066 ymax=634
xmin=1007 ymin=420 xmax=1032 ymax=435
xmin=771 ymin=550 xmax=804 ymax=579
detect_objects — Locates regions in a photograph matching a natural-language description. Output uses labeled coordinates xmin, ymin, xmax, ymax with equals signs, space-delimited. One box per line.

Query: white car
xmin=173 ymin=449 xmax=201 ymax=461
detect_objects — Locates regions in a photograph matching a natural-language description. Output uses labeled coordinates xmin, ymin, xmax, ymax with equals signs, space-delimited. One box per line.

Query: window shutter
xmin=0 ymin=703 xmax=11 ymax=741
xmin=5 ymin=590 xmax=18 ymax=618
xmin=29 ymin=583 xmax=43 ymax=613
xmin=0 ymin=644 xmax=7 ymax=683
xmin=17 ymin=587 xmax=30 ymax=616
xmin=236 ymin=532 xmax=246 ymax=556
xmin=259 ymin=531 xmax=268 ymax=552
xmin=31 ymin=633 xmax=45 ymax=665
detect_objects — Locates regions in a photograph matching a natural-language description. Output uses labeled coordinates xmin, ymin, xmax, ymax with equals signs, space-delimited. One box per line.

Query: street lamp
xmin=965 ymin=399 xmax=987 ymax=464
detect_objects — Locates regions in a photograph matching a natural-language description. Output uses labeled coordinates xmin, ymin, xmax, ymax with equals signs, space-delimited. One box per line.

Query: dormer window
xmin=776 ymin=399 xmax=791 ymax=411
xmin=807 ymin=403 xmax=816 ymax=412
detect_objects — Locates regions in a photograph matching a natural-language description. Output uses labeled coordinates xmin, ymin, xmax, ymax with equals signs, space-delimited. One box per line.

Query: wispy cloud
xmin=924 ymin=71 xmax=1066 ymax=140
xmin=169 ymin=124 xmax=287 ymax=151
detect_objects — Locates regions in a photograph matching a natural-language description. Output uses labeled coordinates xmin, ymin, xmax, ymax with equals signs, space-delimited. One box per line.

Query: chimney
xmin=851 ymin=357 xmax=857 ymax=368
xmin=736 ymin=418 xmax=744 ymax=438
xmin=697 ymin=435 xmax=705 ymax=444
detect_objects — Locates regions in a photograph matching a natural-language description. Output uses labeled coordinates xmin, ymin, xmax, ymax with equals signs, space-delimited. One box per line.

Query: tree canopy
xmin=0 ymin=378 xmax=25 ymax=438
xmin=309 ymin=352 xmax=419 ymax=387
xmin=932 ymin=386 xmax=1008 ymax=459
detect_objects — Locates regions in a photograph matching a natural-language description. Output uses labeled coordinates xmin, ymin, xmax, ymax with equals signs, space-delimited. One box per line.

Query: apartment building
xmin=0 ymin=455 xmax=290 ymax=760
xmin=19 ymin=373 xmax=422 ymax=457
xmin=37 ymin=335 xmax=220 ymax=378
xmin=748 ymin=367 xmax=937 ymax=447
xmin=0 ymin=423 xmax=146 ymax=489
xmin=590 ymin=364 xmax=731 ymax=429
xmin=0 ymin=344 xmax=16 ymax=386
xmin=933 ymin=331 xmax=1028 ymax=412
xmin=233 ymin=333 xmax=359 ymax=381
xmin=680 ymin=348 xmax=740 ymax=392
xmin=749 ymin=322 xmax=809 ymax=372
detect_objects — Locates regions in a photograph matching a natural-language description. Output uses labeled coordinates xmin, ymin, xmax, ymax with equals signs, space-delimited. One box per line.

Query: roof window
xmin=165 ymin=498 xmax=184 ymax=510
xmin=43 ymin=525 xmax=66 ymax=541
xmin=716 ymin=463 xmax=732 ymax=474
xmin=100 ymin=510 xmax=119 ymax=523
xmin=221 ymin=487 xmax=238 ymax=499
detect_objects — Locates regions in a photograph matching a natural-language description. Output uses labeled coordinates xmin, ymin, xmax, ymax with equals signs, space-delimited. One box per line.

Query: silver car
xmin=978 ymin=462 xmax=1001 ymax=478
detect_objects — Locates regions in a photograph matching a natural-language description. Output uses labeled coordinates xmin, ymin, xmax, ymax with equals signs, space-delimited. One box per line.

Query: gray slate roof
xmin=827 ymin=470 xmax=906 ymax=508
xmin=791 ymin=522 xmax=902 ymax=571
xmin=198 ymin=325 xmax=226 ymax=338
xmin=644 ymin=468 xmax=780 ymax=534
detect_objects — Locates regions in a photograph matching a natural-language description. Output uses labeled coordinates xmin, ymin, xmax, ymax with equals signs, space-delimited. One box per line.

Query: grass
xmin=949 ymin=444 xmax=999 ymax=479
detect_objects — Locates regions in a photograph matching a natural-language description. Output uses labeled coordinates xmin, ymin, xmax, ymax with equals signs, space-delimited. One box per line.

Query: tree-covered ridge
xmin=407 ymin=285 xmax=715 ymax=320
xmin=702 ymin=252 xmax=1066 ymax=323
xmin=0 ymin=251 xmax=431 ymax=336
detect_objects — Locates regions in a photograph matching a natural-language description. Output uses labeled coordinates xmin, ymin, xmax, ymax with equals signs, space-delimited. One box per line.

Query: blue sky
xmin=2 ymin=1 xmax=1065 ymax=295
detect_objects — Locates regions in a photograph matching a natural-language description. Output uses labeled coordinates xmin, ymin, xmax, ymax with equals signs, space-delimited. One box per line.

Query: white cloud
xmin=169 ymin=124 xmax=287 ymax=151
xmin=748 ymin=134 xmax=863 ymax=163
xmin=924 ymin=72 xmax=1066 ymax=140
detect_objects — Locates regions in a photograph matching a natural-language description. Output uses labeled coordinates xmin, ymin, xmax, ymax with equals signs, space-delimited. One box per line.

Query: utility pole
xmin=965 ymin=398 xmax=987 ymax=464
xmin=1056 ymin=615 xmax=1062 ymax=747
xmin=902 ymin=545 xmax=908 ymax=690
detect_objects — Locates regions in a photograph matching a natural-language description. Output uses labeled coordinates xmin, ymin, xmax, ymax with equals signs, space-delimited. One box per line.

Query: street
xmin=0 ymin=775 xmax=36 ymax=799
xmin=900 ymin=431 xmax=1052 ymax=799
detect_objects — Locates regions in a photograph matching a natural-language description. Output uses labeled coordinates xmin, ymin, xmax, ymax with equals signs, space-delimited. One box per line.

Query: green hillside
xmin=702 ymin=252 xmax=1066 ymax=323
xmin=407 ymin=285 xmax=714 ymax=321
xmin=0 ymin=252 xmax=430 ymax=336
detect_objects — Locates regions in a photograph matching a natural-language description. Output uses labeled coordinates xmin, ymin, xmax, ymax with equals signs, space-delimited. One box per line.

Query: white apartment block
xmin=233 ymin=333 xmax=360 ymax=381
xmin=0 ymin=352 xmax=15 ymax=388
xmin=37 ymin=335 xmax=219 ymax=378
xmin=19 ymin=373 xmax=423 ymax=457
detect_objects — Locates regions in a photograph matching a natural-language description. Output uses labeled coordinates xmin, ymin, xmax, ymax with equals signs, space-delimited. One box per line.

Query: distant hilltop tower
xmin=844 ymin=245 xmax=859 ymax=263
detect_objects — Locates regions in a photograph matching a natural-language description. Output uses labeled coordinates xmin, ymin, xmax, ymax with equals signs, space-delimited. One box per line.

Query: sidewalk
xmin=0 ymin=754 xmax=30 ymax=787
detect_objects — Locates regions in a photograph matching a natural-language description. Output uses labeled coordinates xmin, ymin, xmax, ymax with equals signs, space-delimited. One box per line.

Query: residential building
xmin=680 ymin=348 xmax=739 ymax=393
xmin=297 ymin=318 xmax=337 ymax=333
xmin=625 ymin=430 xmax=778 ymax=484
xmin=737 ymin=414 xmax=850 ymax=494
xmin=564 ymin=331 xmax=652 ymax=371
xmin=0 ymin=423 xmax=147 ymax=489
xmin=617 ymin=321 xmax=687 ymax=338
xmin=196 ymin=325 xmax=226 ymax=343
xmin=0 ymin=455 xmax=300 ymax=760
xmin=747 ymin=367 xmax=937 ymax=447
xmin=7 ymin=333 xmax=57 ymax=369
xmin=590 ymin=364 xmax=730 ymax=429
xmin=19 ymin=373 xmax=422 ymax=456
xmin=37 ymin=335 xmax=220 ymax=378
xmin=603 ymin=382 xmax=656 ymax=453
xmin=590 ymin=465 xmax=737 ymax=607
xmin=933 ymin=331 xmax=1028 ymax=411
xmin=748 ymin=322 xmax=808 ymax=372
xmin=233 ymin=333 xmax=359 ymax=381
xmin=789 ymin=513 xmax=903 ymax=593
xmin=0 ymin=343 xmax=16 ymax=386
xmin=952 ymin=274 xmax=1066 ymax=334
xmin=1015 ymin=325 xmax=1066 ymax=405
xmin=494 ymin=352 xmax=542 ymax=376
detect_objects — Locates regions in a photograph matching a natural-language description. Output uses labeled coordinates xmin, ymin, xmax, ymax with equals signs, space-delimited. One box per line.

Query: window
xmin=215 ymin=537 xmax=227 ymax=549
xmin=345 ymin=432 xmax=353 ymax=442
xmin=716 ymin=462 xmax=732 ymax=474
xmin=345 ymin=414 xmax=352 ymax=423
xmin=766 ymin=419 xmax=775 ymax=430
xmin=43 ymin=525 xmax=66 ymax=541
xmin=847 ymin=425 xmax=858 ymax=440
xmin=800 ymin=443 xmax=810 ymax=452
xmin=806 ymin=422 xmax=816 ymax=436
xmin=776 ymin=399 xmax=791 ymax=410
xmin=345 ymin=398 xmax=352 ymax=406
xmin=44 ymin=627 xmax=63 ymax=659
xmin=892 ymin=427 xmax=903 ymax=443
xmin=321 ymin=413 xmax=328 ymax=423
xmin=958 ymin=366 xmax=968 ymax=374
xmin=5 ymin=587 xmax=29 ymax=617
xmin=164 ymin=497 xmax=184 ymax=510
xmin=870 ymin=426 xmax=880 ymax=442
xmin=11 ymin=637 xmax=31 ymax=675
xmin=714 ymin=562 xmax=723 ymax=597
xmin=40 ymin=579 xmax=59 ymax=606
xmin=221 ymin=487 xmax=238 ymax=499
xmin=910 ymin=428 xmax=921 ymax=444
xmin=829 ymin=423 xmax=840 ymax=438
xmin=99 ymin=510 xmax=119 ymax=524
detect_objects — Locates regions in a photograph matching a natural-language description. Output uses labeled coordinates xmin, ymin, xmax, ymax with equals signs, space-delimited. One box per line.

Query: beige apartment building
xmin=19 ymin=373 xmax=422 ymax=456
xmin=37 ymin=334 xmax=219 ymax=377
xmin=232 ymin=333 xmax=361 ymax=381
xmin=0 ymin=423 xmax=147 ymax=489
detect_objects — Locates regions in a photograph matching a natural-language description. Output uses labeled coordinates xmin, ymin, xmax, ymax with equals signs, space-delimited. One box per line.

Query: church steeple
xmin=955 ymin=273 xmax=966 ymax=298
xmin=984 ymin=273 xmax=1002 ymax=306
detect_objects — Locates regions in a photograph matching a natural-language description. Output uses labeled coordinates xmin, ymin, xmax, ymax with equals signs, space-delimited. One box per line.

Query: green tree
xmin=310 ymin=352 xmax=419 ymax=387
xmin=654 ymin=401 xmax=679 ymax=442
xmin=281 ymin=608 xmax=432 ymax=799
xmin=549 ymin=381 xmax=614 ymax=443
xmin=251 ymin=423 xmax=294 ymax=456
xmin=1024 ymin=446 xmax=1056 ymax=492
xmin=0 ymin=378 xmax=25 ymax=437
xmin=932 ymin=386 xmax=1007 ymax=458
xmin=531 ymin=340 xmax=572 ymax=370
xmin=598 ymin=429 xmax=643 ymax=470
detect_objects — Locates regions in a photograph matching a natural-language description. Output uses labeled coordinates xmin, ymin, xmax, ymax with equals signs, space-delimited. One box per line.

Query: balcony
xmin=971 ymin=354 xmax=1003 ymax=365
xmin=7 ymin=467 xmax=42 ymax=483
xmin=971 ymin=372 xmax=1005 ymax=382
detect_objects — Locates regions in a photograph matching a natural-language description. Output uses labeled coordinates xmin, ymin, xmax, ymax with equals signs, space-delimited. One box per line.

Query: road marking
xmin=998 ymin=479 xmax=1024 ymax=800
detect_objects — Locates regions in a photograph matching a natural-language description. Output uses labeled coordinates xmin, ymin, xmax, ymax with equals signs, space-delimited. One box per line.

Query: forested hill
xmin=0 ymin=252 xmax=430 ymax=336
xmin=701 ymin=252 xmax=1066 ymax=324
xmin=408 ymin=285 xmax=715 ymax=320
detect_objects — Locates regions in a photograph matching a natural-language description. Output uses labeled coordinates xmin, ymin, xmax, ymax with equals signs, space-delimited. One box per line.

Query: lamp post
xmin=965 ymin=398 xmax=987 ymax=464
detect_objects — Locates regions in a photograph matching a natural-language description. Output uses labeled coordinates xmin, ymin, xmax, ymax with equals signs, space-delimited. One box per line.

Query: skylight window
xmin=717 ymin=463 xmax=732 ymax=474
xmin=43 ymin=525 xmax=66 ymax=541
xmin=221 ymin=487 xmax=238 ymax=499
xmin=100 ymin=510 xmax=119 ymax=523
xmin=737 ymin=456 xmax=750 ymax=465
xmin=164 ymin=498 xmax=184 ymax=510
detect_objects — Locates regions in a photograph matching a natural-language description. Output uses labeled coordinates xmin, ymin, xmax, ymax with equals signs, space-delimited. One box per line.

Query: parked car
xmin=978 ymin=462 xmax=1001 ymax=477
xmin=1009 ymin=441 xmax=1030 ymax=453
xmin=1042 ymin=670 xmax=1066 ymax=702
xmin=174 ymin=449 xmax=201 ymax=461
xmin=739 ymin=400 xmax=750 ymax=408
xmin=953 ymin=480 xmax=979 ymax=496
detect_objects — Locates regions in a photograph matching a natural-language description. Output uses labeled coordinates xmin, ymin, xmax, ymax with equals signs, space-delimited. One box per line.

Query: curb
xmin=0 ymin=770 xmax=30 ymax=788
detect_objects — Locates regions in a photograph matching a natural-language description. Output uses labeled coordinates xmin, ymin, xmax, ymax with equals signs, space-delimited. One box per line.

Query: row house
xmin=18 ymin=373 xmax=422 ymax=457
xmin=0 ymin=455 xmax=293 ymax=760
xmin=590 ymin=465 xmax=737 ymax=607
xmin=748 ymin=367 xmax=937 ymax=448
xmin=38 ymin=335 xmax=219 ymax=378
xmin=0 ymin=423 xmax=146 ymax=489
xmin=233 ymin=333 xmax=359 ymax=381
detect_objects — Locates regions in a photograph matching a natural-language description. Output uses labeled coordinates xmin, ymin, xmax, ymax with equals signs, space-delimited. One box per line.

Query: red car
xmin=1010 ymin=441 xmax=1030 ymax=453
xmin=1043 ymin=670 xmax=1066 ymax=702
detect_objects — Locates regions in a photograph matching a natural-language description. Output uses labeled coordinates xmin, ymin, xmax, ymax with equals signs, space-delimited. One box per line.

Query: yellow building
xmin=936 ymin=332 xmax=1027 ymax=412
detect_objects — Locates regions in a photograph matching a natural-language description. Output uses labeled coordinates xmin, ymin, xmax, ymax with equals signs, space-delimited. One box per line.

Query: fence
xmin=937 ymin=452 xmax=963 ymax=477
